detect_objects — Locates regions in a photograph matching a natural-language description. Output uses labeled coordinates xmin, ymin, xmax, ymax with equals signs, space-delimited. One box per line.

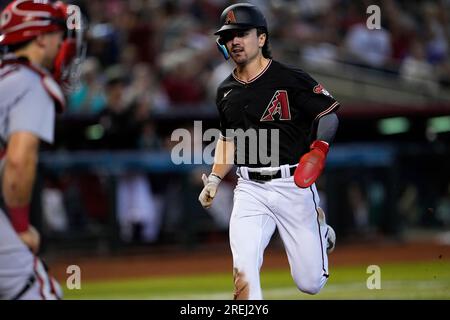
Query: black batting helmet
xmin=214 ymin=3 xmax=267 ymax=35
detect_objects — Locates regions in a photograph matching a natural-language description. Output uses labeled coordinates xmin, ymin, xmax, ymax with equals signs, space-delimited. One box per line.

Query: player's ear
xmin=34 ymin=34 xmax=47 ymax=48
xmin=258 ymin=32 xmax=266 ymax=48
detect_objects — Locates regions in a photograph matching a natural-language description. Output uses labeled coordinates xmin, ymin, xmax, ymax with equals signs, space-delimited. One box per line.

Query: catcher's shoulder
xmin=1 ymin=63 xmax=41 ymax=86
xmin=0 ymin=64 xmax=50 ymax=103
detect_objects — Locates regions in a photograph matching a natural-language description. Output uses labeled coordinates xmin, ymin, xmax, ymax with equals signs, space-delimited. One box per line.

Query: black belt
xmin=11 ymin=273 xmax=35 ymax=300
xmin=246 ymin=166 xmax=297 ymax=182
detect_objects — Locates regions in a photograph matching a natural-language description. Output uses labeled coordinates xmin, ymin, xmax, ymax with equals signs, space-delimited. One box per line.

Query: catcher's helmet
xmin=214 ymin=3 xmax=267 ymax=35
xmin=0 ymin=0 xmax=86 ymax=92
xmin=0 ymin=0 xmax=68 ymax=45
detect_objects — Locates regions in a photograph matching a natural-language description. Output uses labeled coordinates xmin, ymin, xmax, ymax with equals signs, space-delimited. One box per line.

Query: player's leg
xmin=229 ymin=178 xmax=276 ymax=300
xmin=0 ymin=209 xmax=35 ymax=299
xmin=0 ymin=209 xmax=62 ymax=300
xmin=18 ymin=257 xmax=62 ymax=300
xmin=272 ymin=180 xmax=329 ymax=295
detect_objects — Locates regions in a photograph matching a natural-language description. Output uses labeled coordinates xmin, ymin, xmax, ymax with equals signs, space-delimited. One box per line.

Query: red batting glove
xmin=294 ymin=140 xmax=329 ymax=188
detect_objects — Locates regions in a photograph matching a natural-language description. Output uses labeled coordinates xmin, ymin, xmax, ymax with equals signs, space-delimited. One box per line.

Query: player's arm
xmin=2 ymin=131 xmax=41 ymax=253
xmin=212 ymin=137 xmax=235 ymax=178
xmin=294 ymin=112 xmax=339 ymax=188
xmin=199 ymin=137 xmax=235 ymax=208
xmin=315 ymin=112 xmax=339 ymax=144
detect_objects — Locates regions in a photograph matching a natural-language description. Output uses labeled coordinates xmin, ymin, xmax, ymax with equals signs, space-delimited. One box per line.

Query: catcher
xmin=0 ymin=0 xmax=84 ymax=299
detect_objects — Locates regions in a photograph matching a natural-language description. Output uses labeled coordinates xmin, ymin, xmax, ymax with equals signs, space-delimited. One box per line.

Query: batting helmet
xmin=214 ymin=3 xmax=267 ymax=36
xmin=214 ymin=3 xmax=269 ymax=60
xmin=0 ymin=0 xmax=86 ymax=91
xmin=0 ymin=0 xmax=68 ymax=45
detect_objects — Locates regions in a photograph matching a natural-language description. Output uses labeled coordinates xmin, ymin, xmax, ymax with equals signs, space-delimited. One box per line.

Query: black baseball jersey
xmin=216 ymin=59 xmax=340 ymax=168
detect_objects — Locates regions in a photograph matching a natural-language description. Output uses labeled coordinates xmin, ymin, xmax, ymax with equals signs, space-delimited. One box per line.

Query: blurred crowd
xmin=42 ymin=0 xmax=450 ymax=245
xmin=1 ymin=0 xmax=449 ymax=149
xmin=46 ymin=0 xmax=449 ymax=151
xmin=3 ymin=0 xmax=449 ymax=246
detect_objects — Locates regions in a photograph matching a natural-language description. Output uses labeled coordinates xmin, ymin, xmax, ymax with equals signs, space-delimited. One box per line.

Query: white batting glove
xmin=198 ymin=173 xmax=222 ymax=209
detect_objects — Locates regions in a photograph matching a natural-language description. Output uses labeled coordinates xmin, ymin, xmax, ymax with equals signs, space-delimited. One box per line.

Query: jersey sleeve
xmin=293 ymin=69 xmax=340 ymax=122
xmin=216 ymin=87 xmax=234 ymax=141
xmin=8 ymin=82 xmax=55 ymax=144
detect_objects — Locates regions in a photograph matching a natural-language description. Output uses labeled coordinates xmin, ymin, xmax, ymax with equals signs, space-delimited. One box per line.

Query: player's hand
xmin=294 ymin=140 xmax=329 ymax=188
xmin=18 ymin=225 xmax=40 ymax=255
xmin=198 ymin=173 xmax=222 ymax=209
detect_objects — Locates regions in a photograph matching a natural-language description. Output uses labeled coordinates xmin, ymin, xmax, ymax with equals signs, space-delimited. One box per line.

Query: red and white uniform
xmin=0 ymin=57 xmax=62 ymax=300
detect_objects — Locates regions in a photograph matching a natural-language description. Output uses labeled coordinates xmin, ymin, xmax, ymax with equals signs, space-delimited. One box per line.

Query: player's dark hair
xmin=257 ymin=27 xmax=272 ymax=59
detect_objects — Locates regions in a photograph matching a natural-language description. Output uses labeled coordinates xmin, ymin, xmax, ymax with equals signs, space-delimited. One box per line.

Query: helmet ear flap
xmin=216 ymin=37 xmax=230 ymax=60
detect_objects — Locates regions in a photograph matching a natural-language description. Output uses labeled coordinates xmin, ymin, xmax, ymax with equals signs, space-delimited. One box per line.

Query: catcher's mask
xmin=0 ymin=0 xmax=86 ymax=91
xmin=214 ymin=3 xmax=267 ymax=60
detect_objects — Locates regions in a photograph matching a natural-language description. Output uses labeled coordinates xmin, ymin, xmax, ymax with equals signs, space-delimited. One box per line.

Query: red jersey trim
xmin=232 ymin=59 xmax=272 ymax=85
xmin=314 ymin=101 xmax=340 ymax=121
xmin=33 ymin=257 xmax=46 ymax=300
xmin=0 ymin=58 xmax=65 ymax=113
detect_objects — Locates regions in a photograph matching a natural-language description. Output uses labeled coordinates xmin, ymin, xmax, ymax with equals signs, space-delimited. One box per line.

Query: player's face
xmin=41 ymin=31 xmax=65 ymax=70
xmin=223 ymin=28 xmax=265 ymax=65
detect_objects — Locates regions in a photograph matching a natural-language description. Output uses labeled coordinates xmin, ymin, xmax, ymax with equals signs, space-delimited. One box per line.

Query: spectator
xmin=98 ymin=65 xmax=140 ymax=149
xmin=344 ymin=22 xmax=392 ymax=70
xmin=160 ymin=48 xmax=207 ymax=106
xmin=124 ymin=63 xmax=170 ymax=112
xmin=68 ymin=57 xmax=106 ymax=115
xmin=399 ymin=39 xmax=438 ymax=93
xmin=117 ymin=173 xmax=162 ymax=244
xmin=423 ymin=2 xmax=448 ymax=65
xmin=347 ymin=181 xmax=370 ymax=235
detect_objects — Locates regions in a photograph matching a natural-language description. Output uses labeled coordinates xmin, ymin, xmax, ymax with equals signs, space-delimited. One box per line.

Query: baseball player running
xmin=199 ymin=3 xmax=339 ymax=299
xmin=0 ymin=0 xmax=83 ymax=300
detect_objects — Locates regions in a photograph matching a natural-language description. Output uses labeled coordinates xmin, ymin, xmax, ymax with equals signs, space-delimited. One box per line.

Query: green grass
xmin=64 ymin=260 xmax=450 ymax=300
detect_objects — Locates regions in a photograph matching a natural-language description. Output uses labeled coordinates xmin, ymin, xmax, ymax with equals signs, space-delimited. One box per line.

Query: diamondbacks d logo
xmin=225 ymin=10 xmax=237 ymax=24
xmin=260 ymin=90 xmax=291 ymax=121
